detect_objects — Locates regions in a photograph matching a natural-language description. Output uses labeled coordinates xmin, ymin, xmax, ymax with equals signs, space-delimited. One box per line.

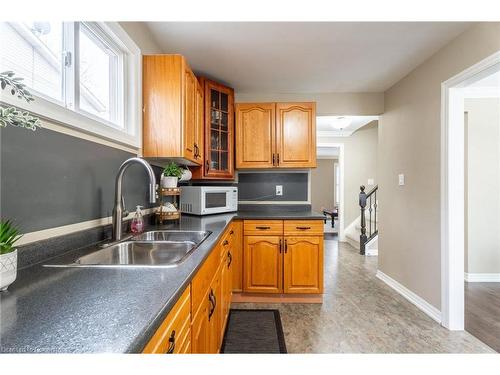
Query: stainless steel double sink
xmin=46 ymin=230 xmax=211 ymax=268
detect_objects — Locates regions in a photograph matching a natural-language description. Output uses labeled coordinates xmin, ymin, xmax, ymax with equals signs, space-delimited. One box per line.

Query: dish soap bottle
xmin=131 ymin=205 xmax=144 ymax=234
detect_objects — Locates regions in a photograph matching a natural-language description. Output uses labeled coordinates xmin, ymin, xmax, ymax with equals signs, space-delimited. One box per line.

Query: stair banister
xmin=359 ymin=185 xmax=378 ymax=255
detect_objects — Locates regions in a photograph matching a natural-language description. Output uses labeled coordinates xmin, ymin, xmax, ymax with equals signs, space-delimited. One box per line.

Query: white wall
xmin=319 ymin=121 xmax=378 ymax=226
xmin=379 ymin=23 xmax=500 ymax=309
xmin=465 ymin=97 xmax=500 ymax=274
xmin=311 ymin=159 xmax=337 ymax=212
xmin=119 ymin=22 xmax=162 ymax=54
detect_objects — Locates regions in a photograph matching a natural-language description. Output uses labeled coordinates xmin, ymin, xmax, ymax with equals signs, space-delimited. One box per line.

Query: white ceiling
xmin=317 ymin=115 xmax=378 ymax=137
xmin=145 ymin=22 xmax=472 ymax=93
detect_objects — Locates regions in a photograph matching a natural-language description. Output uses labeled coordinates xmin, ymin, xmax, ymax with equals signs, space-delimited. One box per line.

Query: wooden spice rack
xmin=156 ymin=187 xmax=181 ymax=223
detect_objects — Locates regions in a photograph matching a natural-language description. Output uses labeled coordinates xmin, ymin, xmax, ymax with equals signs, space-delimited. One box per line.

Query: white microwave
xmin=180 ymin=186 xmax=238 ymax=215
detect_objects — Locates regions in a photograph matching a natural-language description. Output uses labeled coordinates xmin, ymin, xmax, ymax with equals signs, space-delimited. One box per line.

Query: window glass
xmin=0 ymin=22 xmax=64 ymax=102
xmin=79 ymin=24 xmax=121 ymax=125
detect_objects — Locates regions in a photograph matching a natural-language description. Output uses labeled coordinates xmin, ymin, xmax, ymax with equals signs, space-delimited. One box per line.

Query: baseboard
xmin=343 ymin=237 xmax=360 ymax=250
xmin=365 ymin=248 xmax=378 ymax=256
xmin=464 ymin=272 xmax=500 ymax=282
xmin=231 ymin=292 xmax=323 ymax=304
xmin=376 ymin=270 xmax=442 ymax=323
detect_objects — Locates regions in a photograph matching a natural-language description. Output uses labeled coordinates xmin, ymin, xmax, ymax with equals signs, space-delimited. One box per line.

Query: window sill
xmin=0 ymin=93 xmax=141 ymax=150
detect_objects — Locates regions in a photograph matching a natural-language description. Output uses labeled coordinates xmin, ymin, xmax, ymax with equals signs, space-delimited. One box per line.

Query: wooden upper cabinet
xmin=276 ymin=102 xmax=316 ymax=168
xmin=184 ymin=68 xmax=197 ymax=161
xmin=192 ymin=78 xmax=235 ymax=180
xmin=142 ymin=54 xmax=200 ymax=165
xmin=235 ymin=103 xmax=276 ymax=169
xmin=235 ymin=102 xmax=316 ymax=169
xmin=195 ymin=80 xmax=204 ymax=162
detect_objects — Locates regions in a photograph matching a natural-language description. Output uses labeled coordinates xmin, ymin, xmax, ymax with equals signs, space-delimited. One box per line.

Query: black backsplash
xmin=0 ymin=126 xmax=162 ymax=233
xmin=237 ymin=172 xmax=308 ymax=202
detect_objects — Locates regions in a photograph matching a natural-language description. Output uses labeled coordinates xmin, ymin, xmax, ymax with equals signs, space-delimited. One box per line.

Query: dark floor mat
xmin=221 ymin=309 xmax=287 ymax=354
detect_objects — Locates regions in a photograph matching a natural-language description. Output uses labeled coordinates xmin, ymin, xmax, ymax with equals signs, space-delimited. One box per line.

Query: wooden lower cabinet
xmin=283 ymin=236 xmax=324 ymax=294
xmin=230 ymin=221 xmax=243 ymax=292
xmin=243 ymin=220 xmax=324 ymax=295
xmin=142 ymin=220 xmax=322 ymax=354
xmin=190 ymin=224 xmax=235 ymax=354
xmin=220 ymin=251 xmax=232 ymax=334
xmin=191 ymin=291 xmax=211 ymax=354
xmin=243 ymin=236 xmax=283 ymax=294
xmin=208 ymin=265 xmax=222 ymax=353
xmin=142 ymin=287 xmax=191 ymax=354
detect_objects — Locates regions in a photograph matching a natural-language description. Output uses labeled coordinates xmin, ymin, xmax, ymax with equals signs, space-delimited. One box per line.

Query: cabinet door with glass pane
xmin=203 ymin=79 xmax=234 ymax=179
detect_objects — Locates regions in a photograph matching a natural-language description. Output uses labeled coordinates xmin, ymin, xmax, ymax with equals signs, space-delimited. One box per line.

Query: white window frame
xmin=0 ymin=22 xmax=141 ymax=149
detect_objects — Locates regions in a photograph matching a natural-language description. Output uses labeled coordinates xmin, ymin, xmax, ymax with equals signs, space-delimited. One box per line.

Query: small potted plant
xmin=0 ymin=220 xmax=22 ymax=291
xmin=161 ymin=162 xmax=183 ymax=188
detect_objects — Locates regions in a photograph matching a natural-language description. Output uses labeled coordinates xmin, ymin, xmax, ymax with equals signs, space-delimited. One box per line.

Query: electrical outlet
xmin=368 ymin=178 xmax=374 ymax=186
xmin=276 ymin=185 xmax=283 ymax=196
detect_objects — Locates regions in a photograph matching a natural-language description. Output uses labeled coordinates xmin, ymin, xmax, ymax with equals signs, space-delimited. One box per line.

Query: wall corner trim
xmin=376 ymin=270 xmax=442 ymax=324
xmin=464 ymin=273 xmax=500 ymax=282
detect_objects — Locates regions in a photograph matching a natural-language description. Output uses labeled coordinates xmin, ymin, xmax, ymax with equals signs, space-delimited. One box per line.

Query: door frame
xmin=440 ymin=51 xmax=500 ymax=330
xmin=316 ymin=142 xmax=345 ymax=241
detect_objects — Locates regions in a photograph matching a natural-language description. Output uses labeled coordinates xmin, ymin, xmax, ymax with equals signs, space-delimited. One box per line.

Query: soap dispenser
xmin=131 ymin=205 xmax=144 ymax=234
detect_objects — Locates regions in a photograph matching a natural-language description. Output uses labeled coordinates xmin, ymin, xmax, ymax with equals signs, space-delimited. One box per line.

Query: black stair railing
xmin=359 ymin=185 xmax=378 ymax=255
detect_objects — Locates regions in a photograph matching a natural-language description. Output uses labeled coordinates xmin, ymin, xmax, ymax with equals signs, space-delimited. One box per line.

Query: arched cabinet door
xmin=283 ymin=236 xmax=324 ymax=294
xmin=235 ymin=103 xmax=276 ymax=169
xmin=276 ymin=102 xmax=316 ymax=168
xmin=243 ymin=236 xmax=283 ymax=294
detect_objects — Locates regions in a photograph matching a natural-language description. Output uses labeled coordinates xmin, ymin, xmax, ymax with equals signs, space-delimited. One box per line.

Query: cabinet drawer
xmin=219 ymin=225 xmax=233 ymax=259
xmin=244 ymin=220 xmax=283 ymax=236
xmin=284 ymin=220 xmax=324 ymax=236
xmin=192 ymin=247 xmax=220 ymax=317
xmin=143 ymin=287 xmax=191 ymax=354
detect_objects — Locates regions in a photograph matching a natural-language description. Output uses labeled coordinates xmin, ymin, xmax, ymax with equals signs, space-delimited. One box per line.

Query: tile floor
xmin=232 ymin=237 xmax=495 ymax=353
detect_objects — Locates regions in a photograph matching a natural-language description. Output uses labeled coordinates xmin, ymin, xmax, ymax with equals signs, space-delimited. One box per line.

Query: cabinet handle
xmin=285 ymin=239 xmax=288 ymax=254
xmin=227 ymin=251 xmax=232 ymax=268
xmin=256 ymin=226 xmax=271 ymax=230
xmin=223 ymin=240 xmax=229 ymax=246
xmin=206 ymin=160 xmax=209 ymax=171
xmin=277 ymin=153 xmax=280 ymax=166
xmin=208 ymin=290 xmax=215 ymax=321
xmin=166 ymin=330 xmax=176 ymax=354
xmin=296 ymin=226 xmax=311 ymax=230
xmin=272 ymin=153 xmax=275 ymax=166
xmin=229 ymin=230 xmax=234 ymax=235
xmin=194 ymin=143 xmax=198 ymax=158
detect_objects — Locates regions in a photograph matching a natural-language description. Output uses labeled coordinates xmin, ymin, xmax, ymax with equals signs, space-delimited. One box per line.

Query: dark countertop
xmin=0 ymin=210 xmax=324 ymax=353
xmin=234 ymin=209 xmax=325 ymax=220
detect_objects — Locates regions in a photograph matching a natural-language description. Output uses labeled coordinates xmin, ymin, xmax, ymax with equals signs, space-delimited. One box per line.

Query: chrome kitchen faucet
xmin=112 ymin=157 xmax=156 ymax=241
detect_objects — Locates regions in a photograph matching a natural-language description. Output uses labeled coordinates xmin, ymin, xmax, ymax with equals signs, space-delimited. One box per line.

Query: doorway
xmin=313 ymin=143 xmax=345 ymax=241
xmin=441 ymin=51 xmax=500 ymax=335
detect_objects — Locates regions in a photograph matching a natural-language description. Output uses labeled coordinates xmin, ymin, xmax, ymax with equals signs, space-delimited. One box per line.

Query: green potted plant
xmin=0 ymin=220 xmax=22 ymax=291
xmin=0 ymin=71 xmax=41 ymax=131
xmin=161 ymin=162 xmax=183 ymax=188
